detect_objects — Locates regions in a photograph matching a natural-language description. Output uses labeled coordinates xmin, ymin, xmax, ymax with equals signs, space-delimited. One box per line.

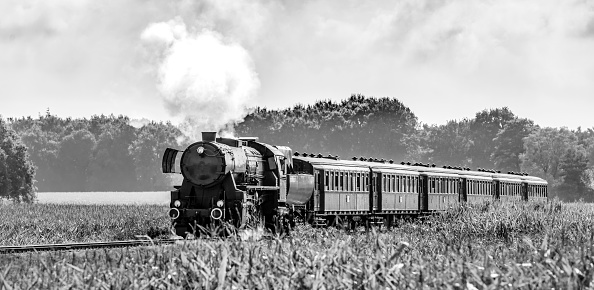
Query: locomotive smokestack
xmin=202 ymin=132 xmax=217 ymax=142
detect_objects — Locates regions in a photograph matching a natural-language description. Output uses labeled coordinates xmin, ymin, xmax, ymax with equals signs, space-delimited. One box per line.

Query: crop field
xmin=1 ymin=200 xmax=593 ymax=289
xmin=0 ymin=204 xmax=171 ymax=246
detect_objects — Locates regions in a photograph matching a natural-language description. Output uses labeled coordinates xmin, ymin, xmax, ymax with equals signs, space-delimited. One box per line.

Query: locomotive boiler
xmin=162 ymin=132 xmax=314 ymax=237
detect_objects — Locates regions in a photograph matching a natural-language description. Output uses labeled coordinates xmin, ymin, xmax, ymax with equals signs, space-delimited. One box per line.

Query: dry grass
xmin=1 ymin=200 xmax=593 ymax=289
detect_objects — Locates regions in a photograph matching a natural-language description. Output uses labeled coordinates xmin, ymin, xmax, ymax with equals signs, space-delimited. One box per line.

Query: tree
xmin=491 ymin=118 xmax=535 ymax=172
xmin=88 ymin=121 xmax=136 ymax=191
xmin=468 ymin=108 xmax=516 ymax=169
xmin=57 ymin=130 xmax=96 ymax=191
xmin=556 ymin=145 xmax=592 ymax=201
xmin=422 ymin=120 xmax=473 ymax=167
xmin=19 ymin=124 xmax=60 ymax=191
xmin=0 ymin=117 xmax=36 ymax=202
xmin=521 ymin=127 xmax=578 ymax=187
xmin=130 ymin=122 xmax=181 ymax=190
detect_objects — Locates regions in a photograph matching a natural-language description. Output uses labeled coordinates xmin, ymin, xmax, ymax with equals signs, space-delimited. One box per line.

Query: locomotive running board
xmin=245 ymin=185 xmax=280 ymax=191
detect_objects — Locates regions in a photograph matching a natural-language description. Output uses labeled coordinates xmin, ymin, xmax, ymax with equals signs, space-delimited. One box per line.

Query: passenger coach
xmin=292 ymin=153 xmax=548 ymax=227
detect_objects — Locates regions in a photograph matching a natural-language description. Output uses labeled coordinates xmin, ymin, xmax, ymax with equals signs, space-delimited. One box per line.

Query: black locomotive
xmin=162 ymin=132 xmax=548 ymax=236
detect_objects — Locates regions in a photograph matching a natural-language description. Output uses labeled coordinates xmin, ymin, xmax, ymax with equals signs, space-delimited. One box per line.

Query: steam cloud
xmin=141 ymin=18 xmax=259 ymax=140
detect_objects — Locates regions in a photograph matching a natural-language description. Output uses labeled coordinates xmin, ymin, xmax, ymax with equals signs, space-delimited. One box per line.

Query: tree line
xmin=1 ymin=94 xmax=593 ymax=202
xmin=2 ymin=113 xmax=181 ymax=202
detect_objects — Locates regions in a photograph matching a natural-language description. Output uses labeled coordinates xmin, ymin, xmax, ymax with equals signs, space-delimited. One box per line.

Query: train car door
xmin=371 ymin=172 xmax=380 ymax=212
xmin=494 ymin=180 xmax=500 ymax=200
xmin=521 ymin=182 xmax=528 ymax=201
xmin=419 ymin=175 xmax=428 ymax=211
xmin=314 ymin=170 xmax=323 ymax=212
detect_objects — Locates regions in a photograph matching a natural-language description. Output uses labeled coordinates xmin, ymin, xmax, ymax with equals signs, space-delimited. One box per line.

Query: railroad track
xmin=0 ymin=238 xmax=179 ymax=254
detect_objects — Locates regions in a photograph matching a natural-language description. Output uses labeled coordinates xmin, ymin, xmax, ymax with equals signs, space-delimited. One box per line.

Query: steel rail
xmin=0 ymin=239 xmax=179 ymax=254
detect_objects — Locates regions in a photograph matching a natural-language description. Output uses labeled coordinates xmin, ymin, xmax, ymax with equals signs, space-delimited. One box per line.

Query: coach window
xmin=333 ymin=172 xmax=337 ymax=191
xmin=406 ymin=176 xmax=412 ymax=192
xmin=450 ymin=179 xmax=454 ymax=193
xmin=325 ymin=172 xmax=329 ymax=190
xmin=389 ymin=175 xmax=393 ymax=193
xmin=346 ymin=172 xmax=350 ymax=191
xmin=390 ymin=175 xmax=394 ymax=193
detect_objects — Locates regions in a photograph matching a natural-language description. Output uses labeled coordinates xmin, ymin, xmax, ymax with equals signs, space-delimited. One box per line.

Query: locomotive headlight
xmin=196 ymin=146 xmax=205 ymax=155
xmin=216 ymin=200 xmax=224 ymax=207
xmin=173 ymin=200 xmax=181 ymax=208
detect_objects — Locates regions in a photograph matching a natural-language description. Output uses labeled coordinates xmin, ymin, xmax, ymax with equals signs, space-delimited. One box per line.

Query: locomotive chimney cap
xmin=202 ymin=132 xmax=217 ymax=142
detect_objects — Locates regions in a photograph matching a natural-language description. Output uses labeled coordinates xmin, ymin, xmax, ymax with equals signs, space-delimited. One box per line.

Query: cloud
xmin=1 ymin=0 xmax=593 ymax=128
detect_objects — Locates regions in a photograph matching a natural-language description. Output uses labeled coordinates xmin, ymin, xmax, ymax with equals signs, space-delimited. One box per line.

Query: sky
xmin=1 ymin=0 xmax=594 ymax=134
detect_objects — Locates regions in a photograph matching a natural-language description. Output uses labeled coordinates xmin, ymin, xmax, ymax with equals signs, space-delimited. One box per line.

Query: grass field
xmin=0 ymin=204 xmax=170 ymax=246
xmin=0 ymin=200 xmax=593 ymax=289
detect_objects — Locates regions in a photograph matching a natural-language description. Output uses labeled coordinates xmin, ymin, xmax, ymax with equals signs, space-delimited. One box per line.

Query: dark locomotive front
xmin=162 ymin=132 xmax=315 ymax=237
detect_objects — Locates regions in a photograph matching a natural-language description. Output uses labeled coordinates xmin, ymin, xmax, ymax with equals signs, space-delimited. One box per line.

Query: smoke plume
xmin=141 ymin=18 xmax=259 ymax=140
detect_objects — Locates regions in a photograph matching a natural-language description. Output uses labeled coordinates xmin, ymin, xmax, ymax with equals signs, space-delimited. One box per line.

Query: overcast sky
xmin=1 ymin=0 xmax=593 ymax=131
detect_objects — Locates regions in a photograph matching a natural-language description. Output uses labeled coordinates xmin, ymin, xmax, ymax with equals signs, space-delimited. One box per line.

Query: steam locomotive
xmin=162 ymin=132 xmax=548 ymax=236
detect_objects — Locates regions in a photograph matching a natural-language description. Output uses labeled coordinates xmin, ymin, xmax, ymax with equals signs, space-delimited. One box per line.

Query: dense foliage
xmin=0 ymin=117 xmax=35 ymax=202
xmin=4 ymin=95 xmax=594 ymax=201
xmin=236 ymin=95 xmax=419 ymax=162
xmin=7 ymin=113 xmax=180 ymax=194
xmin=1 ymin=201 xmax=594 ymax=288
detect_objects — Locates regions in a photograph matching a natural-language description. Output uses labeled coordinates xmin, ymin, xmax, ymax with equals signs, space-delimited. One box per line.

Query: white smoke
xmin=141 ymin=18 xmax=259 ymax=140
